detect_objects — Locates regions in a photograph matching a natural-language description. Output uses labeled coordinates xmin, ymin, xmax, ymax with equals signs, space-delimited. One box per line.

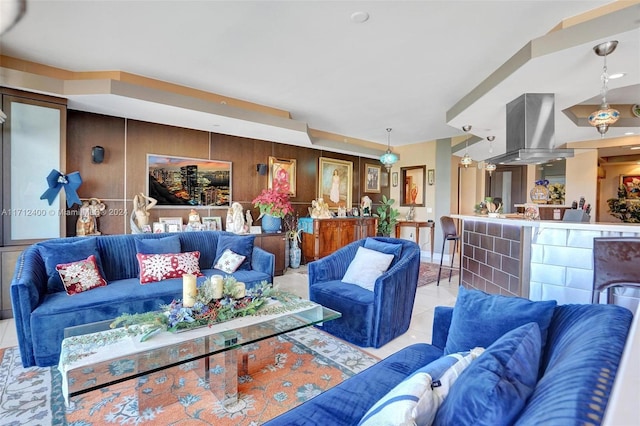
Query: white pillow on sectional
xmin=342 ymin=246 xmax=395 ymax=291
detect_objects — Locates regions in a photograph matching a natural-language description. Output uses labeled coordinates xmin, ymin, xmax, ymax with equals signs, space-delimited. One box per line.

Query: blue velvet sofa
xmin=309 ymin=237 xmax=420 ymax=348
xmin=10 ymin=231 xmax=275 ymax=367
xmin=266 ymin=291 xmax=633 ymax=425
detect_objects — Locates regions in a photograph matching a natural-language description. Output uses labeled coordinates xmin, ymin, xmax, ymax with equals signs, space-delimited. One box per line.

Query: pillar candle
xmin=211 ymin=275 xmax=224 ymax=299
xmin=182 ymin=274 xmax=197 ymax=307
xmin=234 ymin=282 xmax=246 ymax=299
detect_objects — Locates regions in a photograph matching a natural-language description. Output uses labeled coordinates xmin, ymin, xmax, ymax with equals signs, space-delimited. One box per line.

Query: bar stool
xmin=437 ymin=216 xmax=460 ymax=285
xmin=592 ymin=237 xmax=640 ymax=304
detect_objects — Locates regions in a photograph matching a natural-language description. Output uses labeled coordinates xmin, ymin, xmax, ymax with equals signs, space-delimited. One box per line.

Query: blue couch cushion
xmin=434 ymin=322 xmax=542 ymax=426
xmin=444 ymin=287 xmax=556 ymax=355
xmin=134 ymin=235 xmax=181 ymax=254
xmin=38 ymin=237 xmax=105 ymax=293
xmin=363 ymin=237 xmax=403 ymax=264
xmin=214 ymin=234 xmax=255 ymax=271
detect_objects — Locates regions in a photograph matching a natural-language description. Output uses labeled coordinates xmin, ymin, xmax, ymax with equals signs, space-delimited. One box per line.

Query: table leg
xmin=430 ymin=226 xmax=434 ymax=262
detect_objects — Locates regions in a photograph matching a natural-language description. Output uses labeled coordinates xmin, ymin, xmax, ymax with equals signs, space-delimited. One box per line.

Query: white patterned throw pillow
xmin=136 ymin=251 xmax=202 ymax=284
xmin=213 ymin=249 xmax=246 ymax=274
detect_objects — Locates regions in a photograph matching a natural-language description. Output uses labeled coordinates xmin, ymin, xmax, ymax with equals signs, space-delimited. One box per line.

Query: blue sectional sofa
xmin=10 ymin=231 xmax=275 ymax=367
xmin=266 ymin=289 xmax=633 ymax=425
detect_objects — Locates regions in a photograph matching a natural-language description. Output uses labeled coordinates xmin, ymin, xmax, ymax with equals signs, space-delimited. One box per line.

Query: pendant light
xmin=380 ymin=128 xmax=398 ymax=171
xmin=460 ymin=125 xmax=473 ymax=168
xmin=485 ymin=136 xmax=496 ymax=175
xmin=588 ymin=41 xmax=620 ymax=137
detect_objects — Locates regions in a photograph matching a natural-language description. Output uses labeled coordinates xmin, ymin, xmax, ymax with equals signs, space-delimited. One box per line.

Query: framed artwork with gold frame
xmin=318 ymin=157 xmax=353 ymax=209
xmin=268 ymin=156 xmax=297 ymax=197
xmin=620 ymin=174 xmax=640 ymax=199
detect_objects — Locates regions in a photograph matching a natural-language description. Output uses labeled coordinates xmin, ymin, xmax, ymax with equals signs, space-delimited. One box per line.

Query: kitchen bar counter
xmin=451 ymin=214 xmax=640 ymax=308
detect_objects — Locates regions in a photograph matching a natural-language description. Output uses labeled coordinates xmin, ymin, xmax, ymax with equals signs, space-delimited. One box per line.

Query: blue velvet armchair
xmin=309 ymin=237 xmax=421 ymax=348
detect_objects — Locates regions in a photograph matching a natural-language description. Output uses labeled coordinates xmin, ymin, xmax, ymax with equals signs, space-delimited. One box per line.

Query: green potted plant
xmin=375 ymin=195 xmax=399 ymax=236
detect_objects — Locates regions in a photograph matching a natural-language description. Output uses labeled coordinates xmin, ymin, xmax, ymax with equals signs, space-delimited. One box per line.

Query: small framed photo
xmin=159 ymin=217 xmax=183 ymax=233
xmin=428 ymin=169 xmax=435 ymax=185
xmin=365 ymin=163 xmax=381 ymax=193
xmin=392 ymin=172 xmax=399 ymax=187
xmin=152 ymin=222 xmax=165 ymax=233
xmin=202 ymin=216 xmax=222 ymax=231
xmin=141 ymin=224 xmax=152 ymax=233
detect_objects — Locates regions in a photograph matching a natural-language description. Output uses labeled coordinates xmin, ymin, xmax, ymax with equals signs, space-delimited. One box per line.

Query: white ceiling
xmin=1 ymin=0 xmax=639 ymax=160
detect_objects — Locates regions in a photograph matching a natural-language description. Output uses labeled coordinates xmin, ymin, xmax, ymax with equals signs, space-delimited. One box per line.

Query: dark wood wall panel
xmin=65 ymin=111 xmax=389 ymax=235
xmin=67 ymin=111 xmax=125 ymax=199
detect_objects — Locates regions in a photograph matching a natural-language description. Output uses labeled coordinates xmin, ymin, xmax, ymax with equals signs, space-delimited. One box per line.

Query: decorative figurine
xmin=310 ymin=198 xmax=331 ymax=218
xmin=226 ymin=202 xmax=247 ymax=233
xmin=77 ymin=197 xmax=106 ymax=236
xmin=131 ymin=193 xmax=157 ymax=233
xmin=361 ymin=196 xmax=372 ymax=217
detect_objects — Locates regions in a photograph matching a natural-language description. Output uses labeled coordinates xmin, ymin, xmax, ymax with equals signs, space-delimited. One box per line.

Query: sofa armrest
xmin=432 ymin=306 xmax=453 ymax=350
xmin=10 ymin=246 xmax=48 ymax=367
xmin=251 ymin=246 xmax=275 ymax=281
xmin=309 ymin=240 xmax=363 ymax=286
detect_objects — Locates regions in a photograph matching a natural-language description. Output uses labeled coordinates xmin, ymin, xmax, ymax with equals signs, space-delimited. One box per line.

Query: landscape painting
xmin=147 ymin=154 xmax=232 ymax=207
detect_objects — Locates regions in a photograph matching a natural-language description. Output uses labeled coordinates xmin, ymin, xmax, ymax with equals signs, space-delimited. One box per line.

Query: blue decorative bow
xmin=40 ymin=170 xmax=83 ymax=207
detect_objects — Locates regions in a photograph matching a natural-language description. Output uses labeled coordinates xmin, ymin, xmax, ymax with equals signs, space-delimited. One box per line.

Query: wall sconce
xmin=257 ymin=163 xmax=267 ymax=175
xmin=91 ymin=146 xmax=105 ymax=164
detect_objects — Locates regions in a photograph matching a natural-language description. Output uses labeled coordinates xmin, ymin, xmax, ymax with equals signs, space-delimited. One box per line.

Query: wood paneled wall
xmin=66 ymin=110 xmax=389 ymax=236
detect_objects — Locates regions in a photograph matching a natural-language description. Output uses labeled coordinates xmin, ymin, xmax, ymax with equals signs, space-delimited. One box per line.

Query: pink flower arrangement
xmin=252 ymin=174 xmax=293 ymax=218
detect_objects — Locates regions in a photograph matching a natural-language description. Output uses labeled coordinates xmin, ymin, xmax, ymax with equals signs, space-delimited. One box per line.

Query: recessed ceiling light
xmin=624 ymin=132 xmax=635 ymax=136
xmin=350 ymin=11 xmax=369 ymax=23
xmin=609 ymin=72 xmax=625 ymax=79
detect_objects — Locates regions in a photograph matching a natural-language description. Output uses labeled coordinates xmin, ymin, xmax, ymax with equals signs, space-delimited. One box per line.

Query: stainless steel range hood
xmin=486 ymin=93 xmax=573 ymax=165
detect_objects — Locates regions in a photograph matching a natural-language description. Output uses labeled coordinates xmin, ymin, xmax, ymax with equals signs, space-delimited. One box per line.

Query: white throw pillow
xmin=342 ymin=246 xmax=395 ymax=291
xmin=213 ymin=249 xmax=246 ymax=274
xmin=359 ymin=347 xmax=485 ymax=426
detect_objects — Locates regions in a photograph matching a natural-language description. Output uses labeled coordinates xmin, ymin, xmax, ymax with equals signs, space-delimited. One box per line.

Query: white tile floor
xmin=0 ymin=262 xmax=459 ymax=359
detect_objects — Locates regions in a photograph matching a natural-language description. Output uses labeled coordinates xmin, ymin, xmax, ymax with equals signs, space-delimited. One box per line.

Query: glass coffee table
xmin=58 ymin=300 xmax=340 ymax=410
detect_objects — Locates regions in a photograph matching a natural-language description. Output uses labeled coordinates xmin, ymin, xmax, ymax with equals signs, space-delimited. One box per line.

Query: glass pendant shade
xmin=588 ymin=105 xmax=620 ymax=136
xmin=380 ymin=128 xmax=398 ymax=171
xmin=485 ymin=162 xmax=496 ymax=175
xmin=380 ymin=151 xmax=399 ymax=171
xmin=460 ymin=153 xmax=473 ymax=168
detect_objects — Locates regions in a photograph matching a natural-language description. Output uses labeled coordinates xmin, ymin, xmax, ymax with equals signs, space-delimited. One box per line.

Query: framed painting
xmin=147 ymin=154 xmax=231 ymax=207
xmin=620 ymin=174 xmax=640 ymax=199
xmin=392 ymin=172 xmax=399 ymax=187
xmin=365 ymin=164 xmax=381 ymax=193
xmin=318 ymin=157 xmax=353 ymax=209
xmin=268 ymin=156 xmax=297 ymax=197
xmin=400 ymin=165 xmax=426 ymax=207
xmin=428 ymin=169 xmax=435 ymax=185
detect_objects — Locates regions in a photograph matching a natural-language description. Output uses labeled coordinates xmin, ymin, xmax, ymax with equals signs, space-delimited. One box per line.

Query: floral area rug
xmin=418 ymin=262 xmax=459 ymax=287
xmin=0 ymin=327 xmax=378 ymax=425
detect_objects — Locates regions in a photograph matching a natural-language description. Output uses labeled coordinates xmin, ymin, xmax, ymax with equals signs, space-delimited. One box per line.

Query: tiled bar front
xmin=461 ymin=220 xmax=530 ymax=297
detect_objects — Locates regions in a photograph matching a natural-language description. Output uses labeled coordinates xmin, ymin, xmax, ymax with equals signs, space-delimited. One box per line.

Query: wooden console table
xmin=299 ymin=217 xmax=378 ymax=263
xmin=395 ymin=221 xmax=435 ymax=261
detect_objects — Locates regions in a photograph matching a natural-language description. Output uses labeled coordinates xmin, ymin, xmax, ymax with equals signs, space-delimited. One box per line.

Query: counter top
xmin=450 ymin=214 xmax=640 ymax=233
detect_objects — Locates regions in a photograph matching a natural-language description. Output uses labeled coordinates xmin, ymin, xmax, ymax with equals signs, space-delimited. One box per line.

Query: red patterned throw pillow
xmin=56 ymin=255 xmax=107 ymax=295
xmin=137 ymin=251 xmax=203 ymax=284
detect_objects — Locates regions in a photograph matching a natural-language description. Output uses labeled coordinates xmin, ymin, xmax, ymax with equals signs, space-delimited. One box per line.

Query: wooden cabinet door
xmin=254 ymin=233 xmax=286 ymax=276
xmin=317 ymin=220 xmax=341 ymax=259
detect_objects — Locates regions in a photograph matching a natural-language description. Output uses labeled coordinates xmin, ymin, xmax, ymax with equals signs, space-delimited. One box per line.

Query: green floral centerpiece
xmin=111 ymin=276 xmax=301 ymax=341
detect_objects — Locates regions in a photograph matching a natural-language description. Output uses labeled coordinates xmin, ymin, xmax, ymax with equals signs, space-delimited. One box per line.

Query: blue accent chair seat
xmin=309 ymin=237 xmax=421 ymax=348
